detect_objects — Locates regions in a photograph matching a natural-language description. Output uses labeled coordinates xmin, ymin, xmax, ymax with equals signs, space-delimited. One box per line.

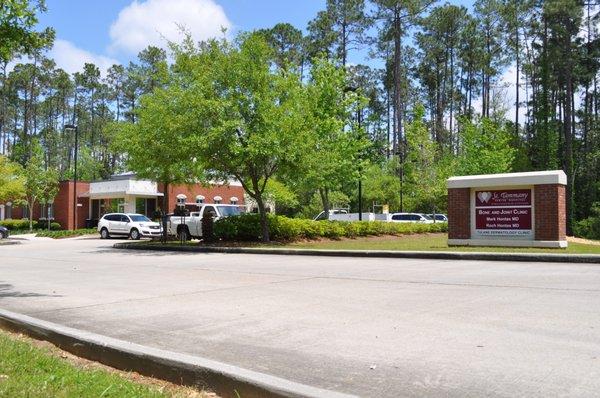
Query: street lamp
xmin=64 ymin=124 xmax=78 ymax=230
xmin=344 ymin=86 xmax=364 ymax=221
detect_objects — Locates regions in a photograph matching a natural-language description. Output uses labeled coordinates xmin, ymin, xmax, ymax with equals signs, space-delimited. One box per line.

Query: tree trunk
xmin=319 ymin=187 xmax=330 ymax=216
xmin=515 ymin=23 xmax=520 ymax=137
xmin=393 ymin=8 xmax=403 ymax=155
xmin=28 ymin=200 xmax=35 ymax=231
xmin=161 ymin=181 xmax=169 ymax=242
xmin=254 ymin=190 xmax=270 ymax=242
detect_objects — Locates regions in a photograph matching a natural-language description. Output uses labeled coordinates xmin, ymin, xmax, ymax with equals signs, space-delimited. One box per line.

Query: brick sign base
xmin=447 ymin=171 xmax=567 ymax=248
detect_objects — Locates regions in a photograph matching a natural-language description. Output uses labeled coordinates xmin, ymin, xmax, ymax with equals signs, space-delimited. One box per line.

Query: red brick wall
xmin=534 ymin=184 xmax=566 ymax=241
xmin=53 ymin=181 xmax=90 ymax=230
xmin=4 ymin=180 xmax=90 ymax=230
xmin=448 ymin=188 xmax=471 ymax=239
xmin=157 ymin=183 xmax=245 ymax=213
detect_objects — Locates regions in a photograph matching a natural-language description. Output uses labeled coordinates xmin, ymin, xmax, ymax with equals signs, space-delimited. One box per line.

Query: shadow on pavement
xmin=0 ymin=282 xmax=63 ymax=298
xmin=84 ymin=247 xmax=199 ymax=257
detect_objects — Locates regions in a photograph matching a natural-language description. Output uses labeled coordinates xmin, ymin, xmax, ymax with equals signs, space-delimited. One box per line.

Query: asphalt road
xmin=1 ymin=236 xmax=599 ymax=397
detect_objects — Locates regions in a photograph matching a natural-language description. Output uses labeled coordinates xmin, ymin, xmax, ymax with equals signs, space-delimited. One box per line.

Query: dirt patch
xmin=568 ymin=236 xmax=600 ymax=246
xmin=2 ymin=329 xmax=219 ymax=398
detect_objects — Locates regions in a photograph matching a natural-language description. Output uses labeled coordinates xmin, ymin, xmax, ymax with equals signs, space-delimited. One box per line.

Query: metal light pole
xmin=64 ymin=124 xmax=78 ymax=230
xmin=345 ymin=85 xmax=364 ymax=222
xmin=357 ymin=107 xmax=363 ymax=221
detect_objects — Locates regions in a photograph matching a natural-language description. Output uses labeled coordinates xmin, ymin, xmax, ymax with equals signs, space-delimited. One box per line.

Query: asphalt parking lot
xmin=1 ymin=236 xmax=599 ymax=397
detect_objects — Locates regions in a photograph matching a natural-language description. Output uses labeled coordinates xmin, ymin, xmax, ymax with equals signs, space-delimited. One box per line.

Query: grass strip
xmin=0 ymin=329 xmax=214 ymax=398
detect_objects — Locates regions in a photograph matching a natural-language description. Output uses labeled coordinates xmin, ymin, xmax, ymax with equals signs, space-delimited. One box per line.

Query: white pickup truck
xmin=168 ymin=204 xmax=242 ymax=240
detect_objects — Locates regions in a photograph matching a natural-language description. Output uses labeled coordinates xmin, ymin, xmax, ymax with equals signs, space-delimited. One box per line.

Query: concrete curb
xmin=113 ymin=242 xmax=600 ymax=264
xmin=0 ymin=309 xmax=356 ymax=398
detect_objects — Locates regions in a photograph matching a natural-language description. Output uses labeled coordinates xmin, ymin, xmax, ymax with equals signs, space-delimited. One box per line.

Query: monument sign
xmin=447 ymin=171 xmax=567 ymax=248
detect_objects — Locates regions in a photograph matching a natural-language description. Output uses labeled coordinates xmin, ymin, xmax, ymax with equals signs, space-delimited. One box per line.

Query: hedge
xmin=0 ymin=219 xmax=61 ymax=231
xmin=574 ymin=216 xmax=600 ymax=240
xmin=35 ymin=229 xmax=97 ymax=239
xmin=214 ymin=214 xmax=448 ymax=242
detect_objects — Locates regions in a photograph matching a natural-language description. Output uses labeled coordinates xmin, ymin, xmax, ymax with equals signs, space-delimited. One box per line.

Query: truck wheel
xmin=177 ymin=227 xmax=190 ymax=242
xmin=100 ymin=228 xmax=110 ymax=239
xmin=130 ymin=228 xmax=140 ymax=240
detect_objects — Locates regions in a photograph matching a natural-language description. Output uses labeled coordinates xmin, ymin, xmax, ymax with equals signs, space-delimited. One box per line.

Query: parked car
xmin=0 ymin=226 xmax=8 ymax=239
xmin=426 ymin=214 xmax=448 ymax=222
xmin=168 ymin=204 xmax=242 ymax=240
xmin=97 ymin=213 xmax=162 ymax=240
xmin=389 ymin=213 xmax=434 ymax=223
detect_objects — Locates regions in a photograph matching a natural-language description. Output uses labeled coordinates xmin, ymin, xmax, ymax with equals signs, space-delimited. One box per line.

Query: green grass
xmin=35 ymin=229 xmax=97 ymax=239
xmin=135 ymin=233 xmax=600 ymax=254
xmin=284 ymin=233 xmax=600 ymax=254
xmin=0 ymin=329 xmax=210 ymax=398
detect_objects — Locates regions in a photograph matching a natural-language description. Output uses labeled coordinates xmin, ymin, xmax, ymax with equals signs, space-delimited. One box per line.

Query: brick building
xmin=1 ymin=173 xmax=247 ymax=230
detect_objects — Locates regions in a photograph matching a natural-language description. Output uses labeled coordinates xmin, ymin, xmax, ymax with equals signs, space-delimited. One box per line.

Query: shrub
xmin=214 ymin=214 xmax=447 ymax=242
xmin=574 ymin=203 xmax=600 ymax=241
xmin=0 ymin=219 xmax=30 ymax=230
xmin=0 ymin=219 xmax=61 ymax=231
xmin=34 ymin=220 xmax=61 ymax=230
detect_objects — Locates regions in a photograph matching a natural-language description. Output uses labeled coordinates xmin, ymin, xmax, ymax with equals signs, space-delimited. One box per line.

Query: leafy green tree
xmin=264 ymin=179 xmax=299 ymax=215
xmin=322 ymin=0 xmax=369 ymax=66
xmin=0 ymin=0 xmax=54 ymax=63
xmin=164 ymin=33 xmax=309 ymax=241
xmin=0 ymin=155 xmax=25 ymax=203
xmin=301 ymin=58 xmax=368 ymax=216
xmin=23 ymin=140 xmax=58 ymax=230
xmin=403 ymin=104 xmax=449 ymax=213
xmin=257 ymin=23 xmax=305 ymax=71
xmin=111 ymin=90 xmax=197 ymax=216
xmin=361 ymin=160 xmax=402 ymax=211
xmin=456 ymin=117 xmax=515 ymax=176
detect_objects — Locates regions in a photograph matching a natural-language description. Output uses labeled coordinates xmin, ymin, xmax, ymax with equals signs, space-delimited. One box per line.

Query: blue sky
xmin=36 ymin=0 xmax=474 ymax=74
xmin=37 ymin=0 xmax=326 ymax=72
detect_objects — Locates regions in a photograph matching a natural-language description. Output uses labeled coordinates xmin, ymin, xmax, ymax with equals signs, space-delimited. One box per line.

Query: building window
xmin=39 ymin=203 xmax=54 ymax=220
xmin=230 ymin=196 xmax=238 ymax=205
xmin=106 ymin=198 xmax=124 ymax=213
xmin=196 ymin=195 xmax=205 ymax=205
xmin=136 ymin=197 xmax=146 ymax=215
xmin=213 ymin=195 xmax=222 ymax=205
xmin=5 ymin=202 xmax=12 ymax=219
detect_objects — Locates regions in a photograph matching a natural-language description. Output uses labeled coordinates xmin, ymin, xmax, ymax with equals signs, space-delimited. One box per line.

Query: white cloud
xmin=108 ymin=0 xmax=231 ymax=56
xmin=49 ymin=39 xmax=119 ymax=75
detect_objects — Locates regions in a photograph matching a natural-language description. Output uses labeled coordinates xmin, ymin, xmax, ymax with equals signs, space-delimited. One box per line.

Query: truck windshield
xmin=217 ymin=206 xmax=241 ymax=217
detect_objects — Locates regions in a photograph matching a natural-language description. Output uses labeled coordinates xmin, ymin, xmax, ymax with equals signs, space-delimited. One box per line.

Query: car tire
xmin=177 ymin=227 xmax=189 ymax=242
xmin=100 ymin=228 xmax=110 ymax=239
xmin=0 ymin=231 xmax=5 ymax=239
xmin=130 ymin=228 xmax=140 ymax=240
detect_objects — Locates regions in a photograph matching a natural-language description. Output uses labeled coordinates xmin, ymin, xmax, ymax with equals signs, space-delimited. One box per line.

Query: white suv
xmin=98 ymin=213 xmax=162 ymax=240
xmin=390 ymin=213 xmax=434 ymax=223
